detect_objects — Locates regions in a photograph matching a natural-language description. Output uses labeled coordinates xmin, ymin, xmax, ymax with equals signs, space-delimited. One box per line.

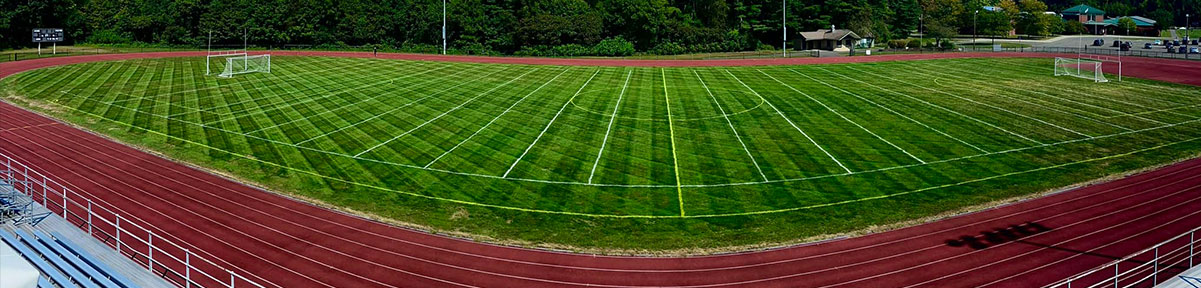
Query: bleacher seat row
xmin=0 ymin=184 xmax=52 ymax=226
xmin=0 ymin=229 xmax=138 ymax=288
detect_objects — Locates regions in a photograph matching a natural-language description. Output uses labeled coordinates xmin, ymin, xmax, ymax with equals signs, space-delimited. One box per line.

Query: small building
xmin=1061 ymin=4 xmax=1107 ymax=34
xmin=798 ymin=26 xmax=862 ymax=52
xmin=1102 ymin=16 xmax=1159 ymax=36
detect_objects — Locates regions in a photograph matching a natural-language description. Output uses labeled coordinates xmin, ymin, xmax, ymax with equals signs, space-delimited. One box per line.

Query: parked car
xmin=1193 ymin=40 xmax=1200 ymax=45
xmin=1120 ymin=42 xmax=1132 ymax=51
xmin=1179 ymin=46 xmax=1188 ymax=54
xmin=1173 ymin=40 xmax=1181 ymax=46
xmin=1192 ymin=47 xmax=1200 ymax=54
xmin=1112 ymin=40 xmax=1121 ymax=47
xmin=1154 ymin=40 xmax=1162 ymax=45
xmin=1093 ymin=39 xmax=1105 ymax=46
xmin=1144 ymin=43 xmax=1153 ymax=49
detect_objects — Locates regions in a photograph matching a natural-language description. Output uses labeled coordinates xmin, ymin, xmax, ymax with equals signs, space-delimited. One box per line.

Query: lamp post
xmin=442 ymin=0 xmax=447 ymax=55
xmin=782 ymin=0 xmax=787 ymax=57
xmin=919 ymin=12 xmax=924 ymax=53
xmin=974 ymin=10 xmax=979 ymax=51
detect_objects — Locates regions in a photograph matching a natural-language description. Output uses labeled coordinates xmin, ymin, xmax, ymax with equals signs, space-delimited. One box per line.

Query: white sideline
xmin=842 ymin=66 xmax=1045 ymax=145
xmin=760 ymin=69 xmax=926 ymax=164
xmin=694 ymin=69 xmax=769 ymax=181
xmin=805 ymin=67 xmax=989 ymax=153
xmin=938 ymin=61 xmax=1170 ymax=126
xmin=586 ymin=70 xmax=633 ymax=184
xmin=244 ymin=64 xmax=456 ymax=135
xmin=987 ymin=60 xmax=1198 ymax=120
xmin=168 ymin=61 xmax=440 ymax=118
xmin=424 ymin=67 xmax=574 ymax=168
xmin=354 ymin=68 xmax=547 ymax=158
xmin=105 ymin=56 xmax=377 ymax=105
xmin=911 ymin=64 xmax=1135 ymax=132
xmin=723 ymin=69 xmax=853 ymax=174
xmin=503 ymin=70 xmax=601 ymax=178
xmin=296 ymin=67 xmax=509 ymax=146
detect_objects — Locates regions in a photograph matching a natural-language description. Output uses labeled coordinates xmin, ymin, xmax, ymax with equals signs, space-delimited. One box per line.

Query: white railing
xmin=0 ymin=153 xmax=268 ymax=288
xmin=1046 ymin=225 xmax=1200 ymax=288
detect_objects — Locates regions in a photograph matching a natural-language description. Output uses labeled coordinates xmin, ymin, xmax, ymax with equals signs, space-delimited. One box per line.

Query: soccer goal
xmin=217 ymin=54 xmax=271 ymax=78
xmin=1054 ymin=57 xmax=1109 ymax=83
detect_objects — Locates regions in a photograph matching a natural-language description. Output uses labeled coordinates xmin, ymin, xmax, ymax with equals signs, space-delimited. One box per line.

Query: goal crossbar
xmin=1054 ymin=57 xmax=1109 ymax=83
xmin=218 ymin=54 xmax=271 ymax=78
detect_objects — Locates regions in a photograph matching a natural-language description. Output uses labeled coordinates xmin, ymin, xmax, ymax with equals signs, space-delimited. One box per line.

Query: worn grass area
xmin=4 ymin=56 xmax=1201 ymax=252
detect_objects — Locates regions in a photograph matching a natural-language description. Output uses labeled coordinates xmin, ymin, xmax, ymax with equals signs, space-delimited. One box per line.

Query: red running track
xmin=2 ymin=52 xmax=1201 ymax=287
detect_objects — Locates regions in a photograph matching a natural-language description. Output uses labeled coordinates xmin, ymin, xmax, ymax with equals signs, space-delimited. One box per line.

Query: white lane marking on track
xmin=586 ymin=69 xmax=632 ymax=183
xmin=724 ymin=69 xmax=854 ymax=174
xmin=503 ymin=69 xmax=600 ymax=178
xmin=355 ymin=68 xmax=546 ymax=158
xmin=760 ymin=69 xmax=926 ymax=164
xmin=425 ymin=67 xmax=575 ymax=168
xmin=694 ymin=69 xmax=768 ymax=182
xmin=804 ymin=66 xmax=988 ymax=153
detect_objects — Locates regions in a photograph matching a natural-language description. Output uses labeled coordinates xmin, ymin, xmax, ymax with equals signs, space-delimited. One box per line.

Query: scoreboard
xmin=32 ymin=28 xmax=65 ymax=43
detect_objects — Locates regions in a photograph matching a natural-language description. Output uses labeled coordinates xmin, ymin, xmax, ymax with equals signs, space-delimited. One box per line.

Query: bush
xmin=650 ymin=42 xmax=686 ymax=55
xmin=85 ymin=29 xmax=133 ymax=44
xmin=551 ymin=44 xmax=593 ymax=56
xmin=888 ymin=39 xmax=910 ymax=49
xmin=907 ymin=39 xmax=924 ymax=49
xmin=593 ymin=37 xmax=635 ymax=56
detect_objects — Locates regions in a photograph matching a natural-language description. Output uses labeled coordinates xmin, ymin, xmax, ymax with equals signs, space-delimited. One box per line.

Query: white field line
xmin=724 ymin=69 xmax=853 ymax=174
xmin=898 ymin=68 xmax=1094 ymax=139
xmin=694 ymin=70 xmax=769 ymax=181
xmin=758 ymin=69 xmax=926 ymax=164
xmin=182 ymin=62 xmax=451 ymax=119
xmin=424 ymin=68 xmax=574 ymax=169
xmin=1004 ymin=61 xmax=1199 ymax=114
xmin=1009 ymin=60 xmax=1201 ymax=103
xmin=913 ymin=65 xmax=1135 ymax=132
xmin=1103 ymin=102 xmax=1201 ymax=119
xmin=243 ymin=64 xmax=457 ymax=135
xmin=105 ymin=57 xmax=380 ymax=105
xmin=586 ymin=70 xmax=633 ymax=184
xmin=664 ymin=68 xmax=686 ymax=216
xmin=503 ymin=70 xmax=601 ymax=178
xmin=936 ymin=61 xmax=1170 ymax=126
xmin=296 ymin=67 xmax=509 ymax=146
xmin=56 ymin=90 xmax=1201 ymax=191
xmin=805 ymin=67 xmax=989 ymax=153
xmin=355 ymin=68 xmax=547 ymax=158
xmin=179 ymin=60 xmax=441 ymax=118
xmin=842 ymin=66 xmax=1046 ymax=145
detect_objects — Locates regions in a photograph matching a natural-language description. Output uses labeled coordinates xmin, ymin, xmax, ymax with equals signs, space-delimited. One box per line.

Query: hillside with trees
xmin=1 ymin=0 xmax=1197 ymax=54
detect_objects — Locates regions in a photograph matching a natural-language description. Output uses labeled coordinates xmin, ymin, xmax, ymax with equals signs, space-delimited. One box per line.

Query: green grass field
xmin=4 ymin=56 xmax=1201 ymax=252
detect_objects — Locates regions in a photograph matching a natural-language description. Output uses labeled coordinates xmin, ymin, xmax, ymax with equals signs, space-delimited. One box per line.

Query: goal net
xmin=1054 ymin=57 xmax=1109 ymax=83
xmin=218 ymin=54 xmax=271 ymax=78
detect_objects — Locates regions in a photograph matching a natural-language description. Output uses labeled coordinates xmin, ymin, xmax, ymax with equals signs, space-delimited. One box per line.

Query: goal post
xmin=218 ymin=54 xmax=271 ymax=78
xmin=205 ymin=50 xmax=246 ymax=75
xmin=1054 ymin=57 xmax=1109 ymax=83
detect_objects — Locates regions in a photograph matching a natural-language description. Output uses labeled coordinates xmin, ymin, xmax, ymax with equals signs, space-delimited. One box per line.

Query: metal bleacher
xmin=0 ymin=229 xmax=137 ymax=288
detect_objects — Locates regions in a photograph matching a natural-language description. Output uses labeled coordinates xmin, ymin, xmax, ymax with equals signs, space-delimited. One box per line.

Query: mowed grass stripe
xmin=666 ymin=67 xmax=768 ymax=185
xmin=588 ymin=68 xmax=677 ymax=185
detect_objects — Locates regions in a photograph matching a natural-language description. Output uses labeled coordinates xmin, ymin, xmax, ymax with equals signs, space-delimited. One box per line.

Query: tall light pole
xmin=782 ymin=0 xmax=787 ymax=57
xmin=919 ymin=12 xmax=924 ymax=53
xmin=442 ymin=0 xmax=447 ymax=55
xmin=974 ymin=10 xmax=979 ymax=51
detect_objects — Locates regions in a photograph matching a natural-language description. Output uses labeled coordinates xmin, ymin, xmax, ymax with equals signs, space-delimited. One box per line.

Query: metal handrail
xmin=0 ymin=153 xmax=269 ymax=288
xmin=1045 ymin=225 xmax=1200 ymax=288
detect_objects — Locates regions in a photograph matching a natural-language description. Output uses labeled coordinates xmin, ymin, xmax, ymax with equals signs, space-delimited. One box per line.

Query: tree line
xmin=1 ymin=0 xmax=1197 ymax=54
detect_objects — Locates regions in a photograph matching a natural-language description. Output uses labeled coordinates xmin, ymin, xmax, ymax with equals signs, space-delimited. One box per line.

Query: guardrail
xmin=1045 ymin=225 xmax=1200 ymax=288
xmin=0 ymin=153 xmax=268 ymax=288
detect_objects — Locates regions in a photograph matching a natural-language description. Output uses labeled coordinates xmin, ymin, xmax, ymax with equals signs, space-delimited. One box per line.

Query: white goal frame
xmin=218 ymin=54 xmax=271 ymax=78
xmin=205 ymin=50 xmax=246 ymax=75
xmin=1054 ymin=57 xmax=1110 ymax=83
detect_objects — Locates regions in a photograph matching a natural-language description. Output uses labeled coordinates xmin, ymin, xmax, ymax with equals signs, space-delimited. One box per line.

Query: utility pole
xmin=782 ymin=0 xmax=787 ymax=57
xmin=974 ymin=10 xmax=979 ymax=51
xmin=919 ymin=12 xmax=924 ymax=53
xmin=442 ymin=0 xmax=448 ymax=55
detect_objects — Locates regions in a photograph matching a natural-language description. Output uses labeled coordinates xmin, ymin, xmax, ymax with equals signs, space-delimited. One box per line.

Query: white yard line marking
xmin=1104 ymin=102 xmax=1201 ymax=119
xmin=56 ymin=92 xmax=1201 ymax=191
xmin=355 ymin=68 xmax=546 ymax=158
xmin=664 ymin=68 xmax=686 ymax=216
xmin=694 ymin=69 xmax=769 ymax=181
xmin=503 ymin=70 xmax=600 ymax=178
xmin=902 ymin=69 xmax=1094 ymax=139
xmin=842 ymin=66 xmax=1045 ymax=145
xmin=586 ymin=70 xmax=633 ymax=184
xmin=244 ymin=65 xmax=457 ymax=135
xmin=761 ymin=69 xmax=926 ymax=164
xmin=913 ymin=65 xmax=1135 ymax=132
xmin=105 ymin=57 xmax=382 ymax=105
xmin=805 ymin=67 xmax=988 ymax=153
xmin=297 ymin=67 xmax=509 ymax=146
xmin=424 ymin=68 xmax=574 ymax=168
xmin=724 ymin=69 xmax=853 ymax=174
